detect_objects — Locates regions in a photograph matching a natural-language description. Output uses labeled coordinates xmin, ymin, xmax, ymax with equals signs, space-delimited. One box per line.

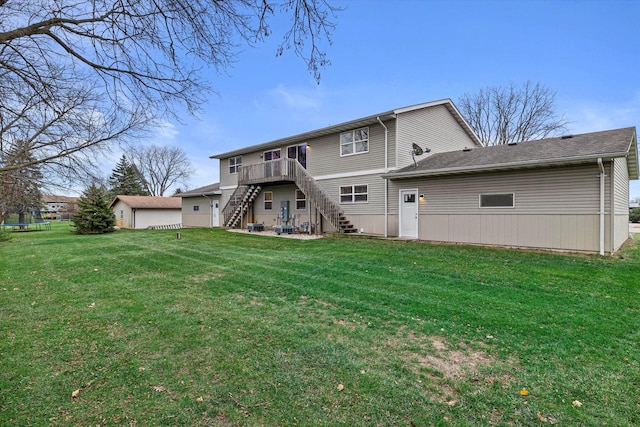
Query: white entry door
xmin=399 ymin=189 xmax=418 ymax=238
xmin=212 ymin=201 xmax=220 ymax=227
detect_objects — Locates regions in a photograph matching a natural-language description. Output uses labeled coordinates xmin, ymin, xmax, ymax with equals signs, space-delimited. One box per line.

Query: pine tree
xmin=0 ymin=140 xmax=43 ymax=224
xmin=72 ymin=185 xmax=115 ymax=234
xmin=107 ymin=155 xmax=148 ymax=199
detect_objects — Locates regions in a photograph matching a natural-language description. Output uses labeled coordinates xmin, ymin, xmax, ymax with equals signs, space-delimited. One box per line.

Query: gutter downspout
xmin=597 ymin=158 xmax=605 ymax=256
xmin=378 ymin=116 xmax=389 ymax=237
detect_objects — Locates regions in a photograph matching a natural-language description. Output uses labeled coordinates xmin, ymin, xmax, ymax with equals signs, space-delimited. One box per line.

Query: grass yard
xmin=0 ymin=223 xmax=639 ymax=426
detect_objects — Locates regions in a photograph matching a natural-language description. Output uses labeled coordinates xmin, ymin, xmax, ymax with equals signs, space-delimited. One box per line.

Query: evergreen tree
xmin=72 ymin=185 xmax=115 ymax=234
xmin=0 ymin=140 xmax=43 ymax=224
xmin=107 ymin=155 xmax=148 ymax=199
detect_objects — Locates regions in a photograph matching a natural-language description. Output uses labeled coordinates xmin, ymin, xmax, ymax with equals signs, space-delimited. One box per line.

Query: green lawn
xmin=1 ymin=223 xmax=638 ymax=426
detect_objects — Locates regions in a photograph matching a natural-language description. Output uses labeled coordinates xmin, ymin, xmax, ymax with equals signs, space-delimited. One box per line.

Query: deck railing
xmin=238 ymin=159 xmax=344 ymax=231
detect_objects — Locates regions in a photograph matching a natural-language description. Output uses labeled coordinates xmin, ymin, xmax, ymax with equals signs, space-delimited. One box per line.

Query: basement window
xmin=295 ymin=189 xmax=306 ymax=210
xmin=340 ymin=185 xmax=368 ymax=203
xmin=479 ymin=193 xmax=515 ymax=208
xmin=264 ymin=191 xmax=273 ymax=211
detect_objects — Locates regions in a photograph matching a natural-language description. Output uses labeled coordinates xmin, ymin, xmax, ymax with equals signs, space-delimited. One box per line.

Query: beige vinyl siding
xmin=389 ymin=164 xmax=608 ymax=215
xmin=395 ymin=104 xmax=477 ymax=169
xmin=250 ymin=184 xmax=310 ymax=227
xmin=182 ymin=196 xmax=217 ymax=228
xmin=612 ymin=157 xmax=631 ymax=251
xmin=420 ymin=214 xmax=601 ymax=252
xmin=613 ymin=157 xmax=629 ymax=214
xmin=307 ymin=122 xmax=391 ymax=177
xmin=112 ymin=200 xmax=132 ymax=228
xmin=388 ymin=163 xmax=614 ymax=252
xmin=316 ymin=173 xmax=386 ymax=215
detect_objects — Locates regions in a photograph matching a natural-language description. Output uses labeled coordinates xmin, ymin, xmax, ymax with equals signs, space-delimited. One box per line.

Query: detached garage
xmin=384 ymin=127 xmax=639 ymax=254
xmin=110 ymin=195 xmax=182 ymax=229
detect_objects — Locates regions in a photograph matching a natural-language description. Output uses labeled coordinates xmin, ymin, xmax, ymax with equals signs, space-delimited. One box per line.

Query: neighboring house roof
xmin=176 ymin=182 xmax=221 ymax=198
xmin=42 ymin=195 xmax=79 ymax=204
xmin=383 ymin=127 xmax=639 ymax=180
xmin=109 ymin=195 xmax=182 ymax=209
xmin=631 ymin=202 xmax=639 ymax=209
xmin=210 ymin=99 xmax=482 ymax=159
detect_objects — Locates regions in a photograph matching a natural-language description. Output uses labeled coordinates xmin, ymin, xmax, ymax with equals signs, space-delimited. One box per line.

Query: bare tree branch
xmin=127 ymin=145 xmax=194 ymax=196
xmin=458 ymin=81 xmax=569 ymax=146
xmin=0 ymin=0 xmax=338 ymax=206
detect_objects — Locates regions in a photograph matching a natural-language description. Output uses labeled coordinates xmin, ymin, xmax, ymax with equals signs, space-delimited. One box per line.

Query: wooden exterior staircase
xmin=224 ymin=159 xmax=356 ymax=233
xmin=222 ymin=184 xmax=262 ymax=228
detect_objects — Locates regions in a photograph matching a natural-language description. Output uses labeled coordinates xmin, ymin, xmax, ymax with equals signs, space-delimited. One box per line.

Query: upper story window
xmin=340 ymin=185 xmax=368 ymax=203
xmin=479 ymin=193 xmax=515 ymax=208
xmin=229 ymin=156 xmax=242 ymax=174
xmin=193 ymin=205 xmax=200 ymax=211
xmin=340 ymin=127 xmax=369 ymax=156
xmin=263 ymin=149 xmax=281 ymax=162
xmin=287 ymin=144 xmax=307 ymax=169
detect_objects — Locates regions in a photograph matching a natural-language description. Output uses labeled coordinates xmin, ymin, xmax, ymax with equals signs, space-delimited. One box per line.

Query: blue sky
xmin=125 ymin=0 xmax=640 ymax=199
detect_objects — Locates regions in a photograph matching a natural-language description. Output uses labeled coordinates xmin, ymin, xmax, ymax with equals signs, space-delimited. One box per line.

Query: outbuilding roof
xmin=383 ymin=127 xmax=638 ymax=180
xmin=210 ymin=99 xmax=482 ymax=159
xmin=109 ymin=195 xmax=182 ymax=209
xmin=176 ymin=182 xmax=221 ymax=197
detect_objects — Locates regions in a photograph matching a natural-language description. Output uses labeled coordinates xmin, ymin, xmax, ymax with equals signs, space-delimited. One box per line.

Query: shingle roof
xmin=176 ymin=182 xmax=221 ymax=197
xmin=384 ymin=127 xmax=638 ymax=179
xmin=110 ymin=196 xmax=182 ymax=209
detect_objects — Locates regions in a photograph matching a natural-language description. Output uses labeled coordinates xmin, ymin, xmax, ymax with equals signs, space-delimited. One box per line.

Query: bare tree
xmin=0 ymin=0 xmax=338 ymax=180
xmin=458 ymin=81 xmax=569 ymax=146
xmin=128 ymin=145 xmax=194 ymax=196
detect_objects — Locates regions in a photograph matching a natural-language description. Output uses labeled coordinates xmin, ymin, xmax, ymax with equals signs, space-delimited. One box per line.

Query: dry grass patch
xmin=190 ymin=272 xmax=225 ymax=283
xmin=389 ymin=330 xmax=518 ymax=405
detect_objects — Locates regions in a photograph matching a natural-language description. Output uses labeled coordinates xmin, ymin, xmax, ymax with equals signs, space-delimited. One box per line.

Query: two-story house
xmin=210 ymin=99 xmax=482 ymax=238
xmin=187 ymin=98 xmax=637 ymax=255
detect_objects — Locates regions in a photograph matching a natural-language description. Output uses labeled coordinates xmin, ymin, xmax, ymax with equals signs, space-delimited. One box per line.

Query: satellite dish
xmin=411 ymin=143 xmax=429 ymax=167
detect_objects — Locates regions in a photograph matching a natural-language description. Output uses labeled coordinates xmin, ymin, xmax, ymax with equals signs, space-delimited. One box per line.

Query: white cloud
xmin=263 ymin=84 xmax=323 ymax=110
xmin=156 ymin=120 xmax=179 ymax=140
xmin=565 ymin=92 xmax=640 ymax=134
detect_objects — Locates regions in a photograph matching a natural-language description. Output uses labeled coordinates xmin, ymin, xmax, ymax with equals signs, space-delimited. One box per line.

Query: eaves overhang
xmin=382 ymin=151 xmax=632 ymax=180
xmin=626 ymin=129 xmax=639 ymax=179
xmin=177 ymin=190 xmax=222 ymax=198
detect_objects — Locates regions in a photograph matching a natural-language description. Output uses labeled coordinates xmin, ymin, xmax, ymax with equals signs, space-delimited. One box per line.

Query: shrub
xmin=631 ymin=207 xmax=640 ymax=223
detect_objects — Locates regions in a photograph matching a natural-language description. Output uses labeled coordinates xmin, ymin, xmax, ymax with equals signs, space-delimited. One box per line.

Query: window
xmin=287 ymin=144 xmax=307 ymax=168
xmin=193 ymin=205 xmax=200 ymax=212
xmin=479 ymin=193 xmax=515 ymax=208
xmin=229 ymin=156 xmax=242 ymax=174
xmin=295 ymin=189 xmax=306 ymax=210
xmin=263 ymin=149 xmax=281 ymax=162
xmin=264 ymin=191 xmax=273 ymax=210
xmin=120 ymin=210 xmax=124 ymax=219
xmin=340 ymin=185 xmax=368 ymax=203
xmin=340 ymin=127 xmax=369 ymax=156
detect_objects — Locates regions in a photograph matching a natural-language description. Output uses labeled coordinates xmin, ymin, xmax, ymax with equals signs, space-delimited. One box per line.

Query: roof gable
xmin=385 ymin=127 xmax=638 ymax=179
